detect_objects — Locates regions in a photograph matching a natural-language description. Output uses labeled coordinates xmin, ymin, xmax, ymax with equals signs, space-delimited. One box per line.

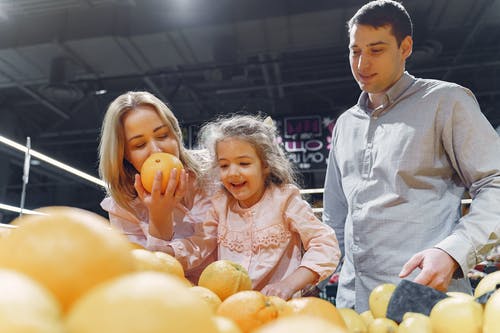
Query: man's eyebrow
xmin=350 ymin=41 xmax=389 ymax=48
xmin=367 ymin=41 xmax=388 ymax=47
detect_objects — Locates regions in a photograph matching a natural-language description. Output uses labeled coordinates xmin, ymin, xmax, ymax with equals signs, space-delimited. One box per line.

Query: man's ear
xmin=401 ymin=35 xmax=413 ymax=60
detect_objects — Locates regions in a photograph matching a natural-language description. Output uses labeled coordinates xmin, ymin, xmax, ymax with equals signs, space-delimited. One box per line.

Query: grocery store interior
xmin=0 ymin=0 xmax=499 ymax=227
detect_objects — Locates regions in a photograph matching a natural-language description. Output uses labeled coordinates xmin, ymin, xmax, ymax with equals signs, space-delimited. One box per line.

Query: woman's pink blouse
xmin=100 ymin=178 xmax=215 ymax=283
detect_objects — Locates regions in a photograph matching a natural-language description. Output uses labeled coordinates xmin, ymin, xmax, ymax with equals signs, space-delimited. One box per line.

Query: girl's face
xmin=216 ymin=138 xmax=270 ymax=208
xmin=122 ymin=105 xmax=179 ymax=172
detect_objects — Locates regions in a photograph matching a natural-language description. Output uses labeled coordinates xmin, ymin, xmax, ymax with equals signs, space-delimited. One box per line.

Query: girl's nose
xmin=227 ymin=164 xmax=240 ymax=176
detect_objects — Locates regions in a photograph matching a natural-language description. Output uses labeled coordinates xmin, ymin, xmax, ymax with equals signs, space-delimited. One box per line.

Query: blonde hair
xmin=98 ymin=91 xmax=200 ymax=214
xmin=198 ymin=114 xmax=297 ymax=188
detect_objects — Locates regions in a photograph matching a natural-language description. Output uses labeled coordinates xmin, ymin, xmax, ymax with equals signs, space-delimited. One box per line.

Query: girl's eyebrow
xmin=218 ymin=154 xmax=253 ymax=161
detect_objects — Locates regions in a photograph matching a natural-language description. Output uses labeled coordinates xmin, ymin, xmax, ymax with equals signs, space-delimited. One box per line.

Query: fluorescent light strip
xmin=0 ymin=203 xmax=45 ymax=216
xmin=0 ymin=134 xmax=105 ymax=188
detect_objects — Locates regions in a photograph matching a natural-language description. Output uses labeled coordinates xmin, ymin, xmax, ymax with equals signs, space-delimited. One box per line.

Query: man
xmin=323 ymin=0 xmax=500 ymax=311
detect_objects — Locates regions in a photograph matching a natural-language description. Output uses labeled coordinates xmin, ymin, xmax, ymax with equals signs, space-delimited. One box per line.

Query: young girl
xmin=193 ymin=114 xmax=341 ymax=299
xmin=98 ymin=91 xmax=215 ymax=283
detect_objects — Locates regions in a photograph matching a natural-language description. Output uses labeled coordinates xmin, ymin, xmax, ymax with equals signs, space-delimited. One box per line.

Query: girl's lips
xmin=231 ymin=182 xmax=246 ymax=189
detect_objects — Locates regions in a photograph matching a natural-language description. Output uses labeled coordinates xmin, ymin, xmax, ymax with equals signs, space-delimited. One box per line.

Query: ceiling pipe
xmin=0 ymin=58 xmax=69 ymax=119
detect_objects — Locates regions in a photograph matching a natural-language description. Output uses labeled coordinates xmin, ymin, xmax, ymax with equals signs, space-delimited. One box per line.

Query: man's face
xmin=349 ymin=24 xmax=412 ymax=95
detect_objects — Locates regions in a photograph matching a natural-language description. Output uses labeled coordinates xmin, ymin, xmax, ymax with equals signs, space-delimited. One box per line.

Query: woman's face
xmin=122 ymin=105 xmax=179 ymax=172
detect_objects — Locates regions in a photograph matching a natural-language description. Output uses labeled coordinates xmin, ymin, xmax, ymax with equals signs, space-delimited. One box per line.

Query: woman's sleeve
xmin=166 ymin=193 xmax=219 ymax=270
xmin=285 ymin=189 xmax=341 ymax=282
xmin=100 ymin=197 xmax=146 ymax=247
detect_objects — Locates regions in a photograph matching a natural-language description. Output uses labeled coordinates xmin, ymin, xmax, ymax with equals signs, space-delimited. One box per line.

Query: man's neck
xmin=367 ymin=93 xmax=386 ymax=110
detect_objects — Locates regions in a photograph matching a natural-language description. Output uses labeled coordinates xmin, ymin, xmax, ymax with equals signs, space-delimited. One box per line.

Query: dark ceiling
xmin=1 ymin=0 xmax=499 ymax=223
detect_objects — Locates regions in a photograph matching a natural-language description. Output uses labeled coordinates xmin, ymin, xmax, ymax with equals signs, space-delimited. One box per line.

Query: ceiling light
xmin=95 ymin=89 xmax=107 ymax=95
xmin=0 ymin=134 xmax=105 ymax=188
xmin=0 ymin=203 xmax=45 ymax=216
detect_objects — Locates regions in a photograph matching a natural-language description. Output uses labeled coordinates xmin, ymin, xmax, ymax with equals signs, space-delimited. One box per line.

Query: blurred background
xmin=1 ymin=0 xmax=499 ymax=223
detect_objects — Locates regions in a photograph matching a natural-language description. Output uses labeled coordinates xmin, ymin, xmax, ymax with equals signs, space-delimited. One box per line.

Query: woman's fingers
xmin=134 ymin=174 xmax=147 ymax=199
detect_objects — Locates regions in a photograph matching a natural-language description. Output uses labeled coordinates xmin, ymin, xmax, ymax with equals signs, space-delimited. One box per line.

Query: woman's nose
xmin=150 ymin=141 xmax=162 ymax=153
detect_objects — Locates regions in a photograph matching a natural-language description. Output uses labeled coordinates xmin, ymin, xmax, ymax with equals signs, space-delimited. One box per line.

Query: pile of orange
xmin=0 ymin=205 xmax=351 ymax=332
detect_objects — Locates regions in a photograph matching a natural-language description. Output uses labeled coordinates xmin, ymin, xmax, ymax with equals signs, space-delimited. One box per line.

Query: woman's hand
xmin=134 ymin=168 xmax=188 ymax=240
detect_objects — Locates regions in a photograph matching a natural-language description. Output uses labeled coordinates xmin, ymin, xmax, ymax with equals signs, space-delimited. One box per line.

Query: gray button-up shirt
xmin=323 ymin=72 xmax=500 ymax=311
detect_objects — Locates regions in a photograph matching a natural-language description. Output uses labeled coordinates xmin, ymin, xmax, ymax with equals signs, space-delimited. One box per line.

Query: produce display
xmin=0 ymin=206 xmax=498 ymax=333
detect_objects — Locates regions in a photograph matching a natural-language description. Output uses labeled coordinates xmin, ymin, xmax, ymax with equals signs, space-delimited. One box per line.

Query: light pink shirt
xmin=100 ymin=178 xmax=216 ymax=283
xmin=181 ymin=183 xmax=341 ymax=291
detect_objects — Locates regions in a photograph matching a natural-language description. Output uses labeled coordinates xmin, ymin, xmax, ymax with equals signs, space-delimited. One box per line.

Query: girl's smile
xmin=216 ymin=138 xmax=270 ymax=208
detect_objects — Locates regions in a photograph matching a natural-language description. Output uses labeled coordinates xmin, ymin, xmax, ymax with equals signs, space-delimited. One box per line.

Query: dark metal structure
xmin=1 ymin=0 xmax=499 ymax=222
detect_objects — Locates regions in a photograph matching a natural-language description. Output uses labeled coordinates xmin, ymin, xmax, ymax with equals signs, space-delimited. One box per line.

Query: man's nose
xmin=357 ymin=54 xmax=369 ymax=70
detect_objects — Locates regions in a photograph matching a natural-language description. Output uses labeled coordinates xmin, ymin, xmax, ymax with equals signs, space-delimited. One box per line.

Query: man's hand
xmin=399 ymin=248 xmax=459 ymax=292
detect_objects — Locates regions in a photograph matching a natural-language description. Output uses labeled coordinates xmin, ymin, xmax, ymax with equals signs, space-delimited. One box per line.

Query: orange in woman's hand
xmin=140 ymin=152 xmax=183 ymax=193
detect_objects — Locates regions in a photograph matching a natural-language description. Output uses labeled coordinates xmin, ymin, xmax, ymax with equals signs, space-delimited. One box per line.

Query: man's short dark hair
xmin=347 ymin=0 xmax=413 ymax=46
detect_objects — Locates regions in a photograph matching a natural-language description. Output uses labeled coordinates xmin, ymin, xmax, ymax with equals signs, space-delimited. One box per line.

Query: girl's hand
xmin=134 ymin=168 xmax=188 ymax=240
xmin=260 ymin=281 xmax=295 ymax=300
xmin=261 ymin=267 xmax=319 ymax=300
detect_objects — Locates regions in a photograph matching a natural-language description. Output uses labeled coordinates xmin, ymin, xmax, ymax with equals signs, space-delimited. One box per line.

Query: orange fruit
xmin=268 ymin=295 xmax=293 ymax=316
xmin=129 ymin=242 xmax=145 ymax=250
xmin=217 ymin=290 xmax=279 ymax=333
xmin=446 ymin=291 xmax=475 ymax=301
xmin=189 ymin=286 xmax=222 ymax=313
xmin=198 ymin=259 xmax=252 ymax=300
xmin=473 ymin=270 xmax=500 ymax=298
xmin=484 ymin=289 xmax=500 ymax=333
xmin=368 ymin=283 xmax=396 ymax=318
xmin=338 ymin=307 xmax=368 ymax=333
xmin=367 ymin=317 xmax=398 ymax=333
xmin=253 ymin=314 xmax=348 ymax=333
xmin=398 ymin=313 xmax=432 ymax=333
xmin=0 ymin=206 xmax=135 ymax=312
xmin=131 ymin=248 xmax=184 ymax=278
xmin=0 ymin=269 xmax=65 ymax=333
xmin=360 ymin=310 xmax=375 ymax=327
xmin=66 ymin=271 xmax=218 ymax=333
xmin=213 ymin=316 xmax=243 ymax=333
xmin=140 ymin=152 xmax=183 ymax=193
xmin=429 ymin=296 xmax=483 ymax=333
xmin=287 ymin=297 xmax=347 ymax=329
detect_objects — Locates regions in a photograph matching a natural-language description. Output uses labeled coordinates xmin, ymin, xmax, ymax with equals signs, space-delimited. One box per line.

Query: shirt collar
xmin=357 ymin=72 xmax=416 ymax=116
